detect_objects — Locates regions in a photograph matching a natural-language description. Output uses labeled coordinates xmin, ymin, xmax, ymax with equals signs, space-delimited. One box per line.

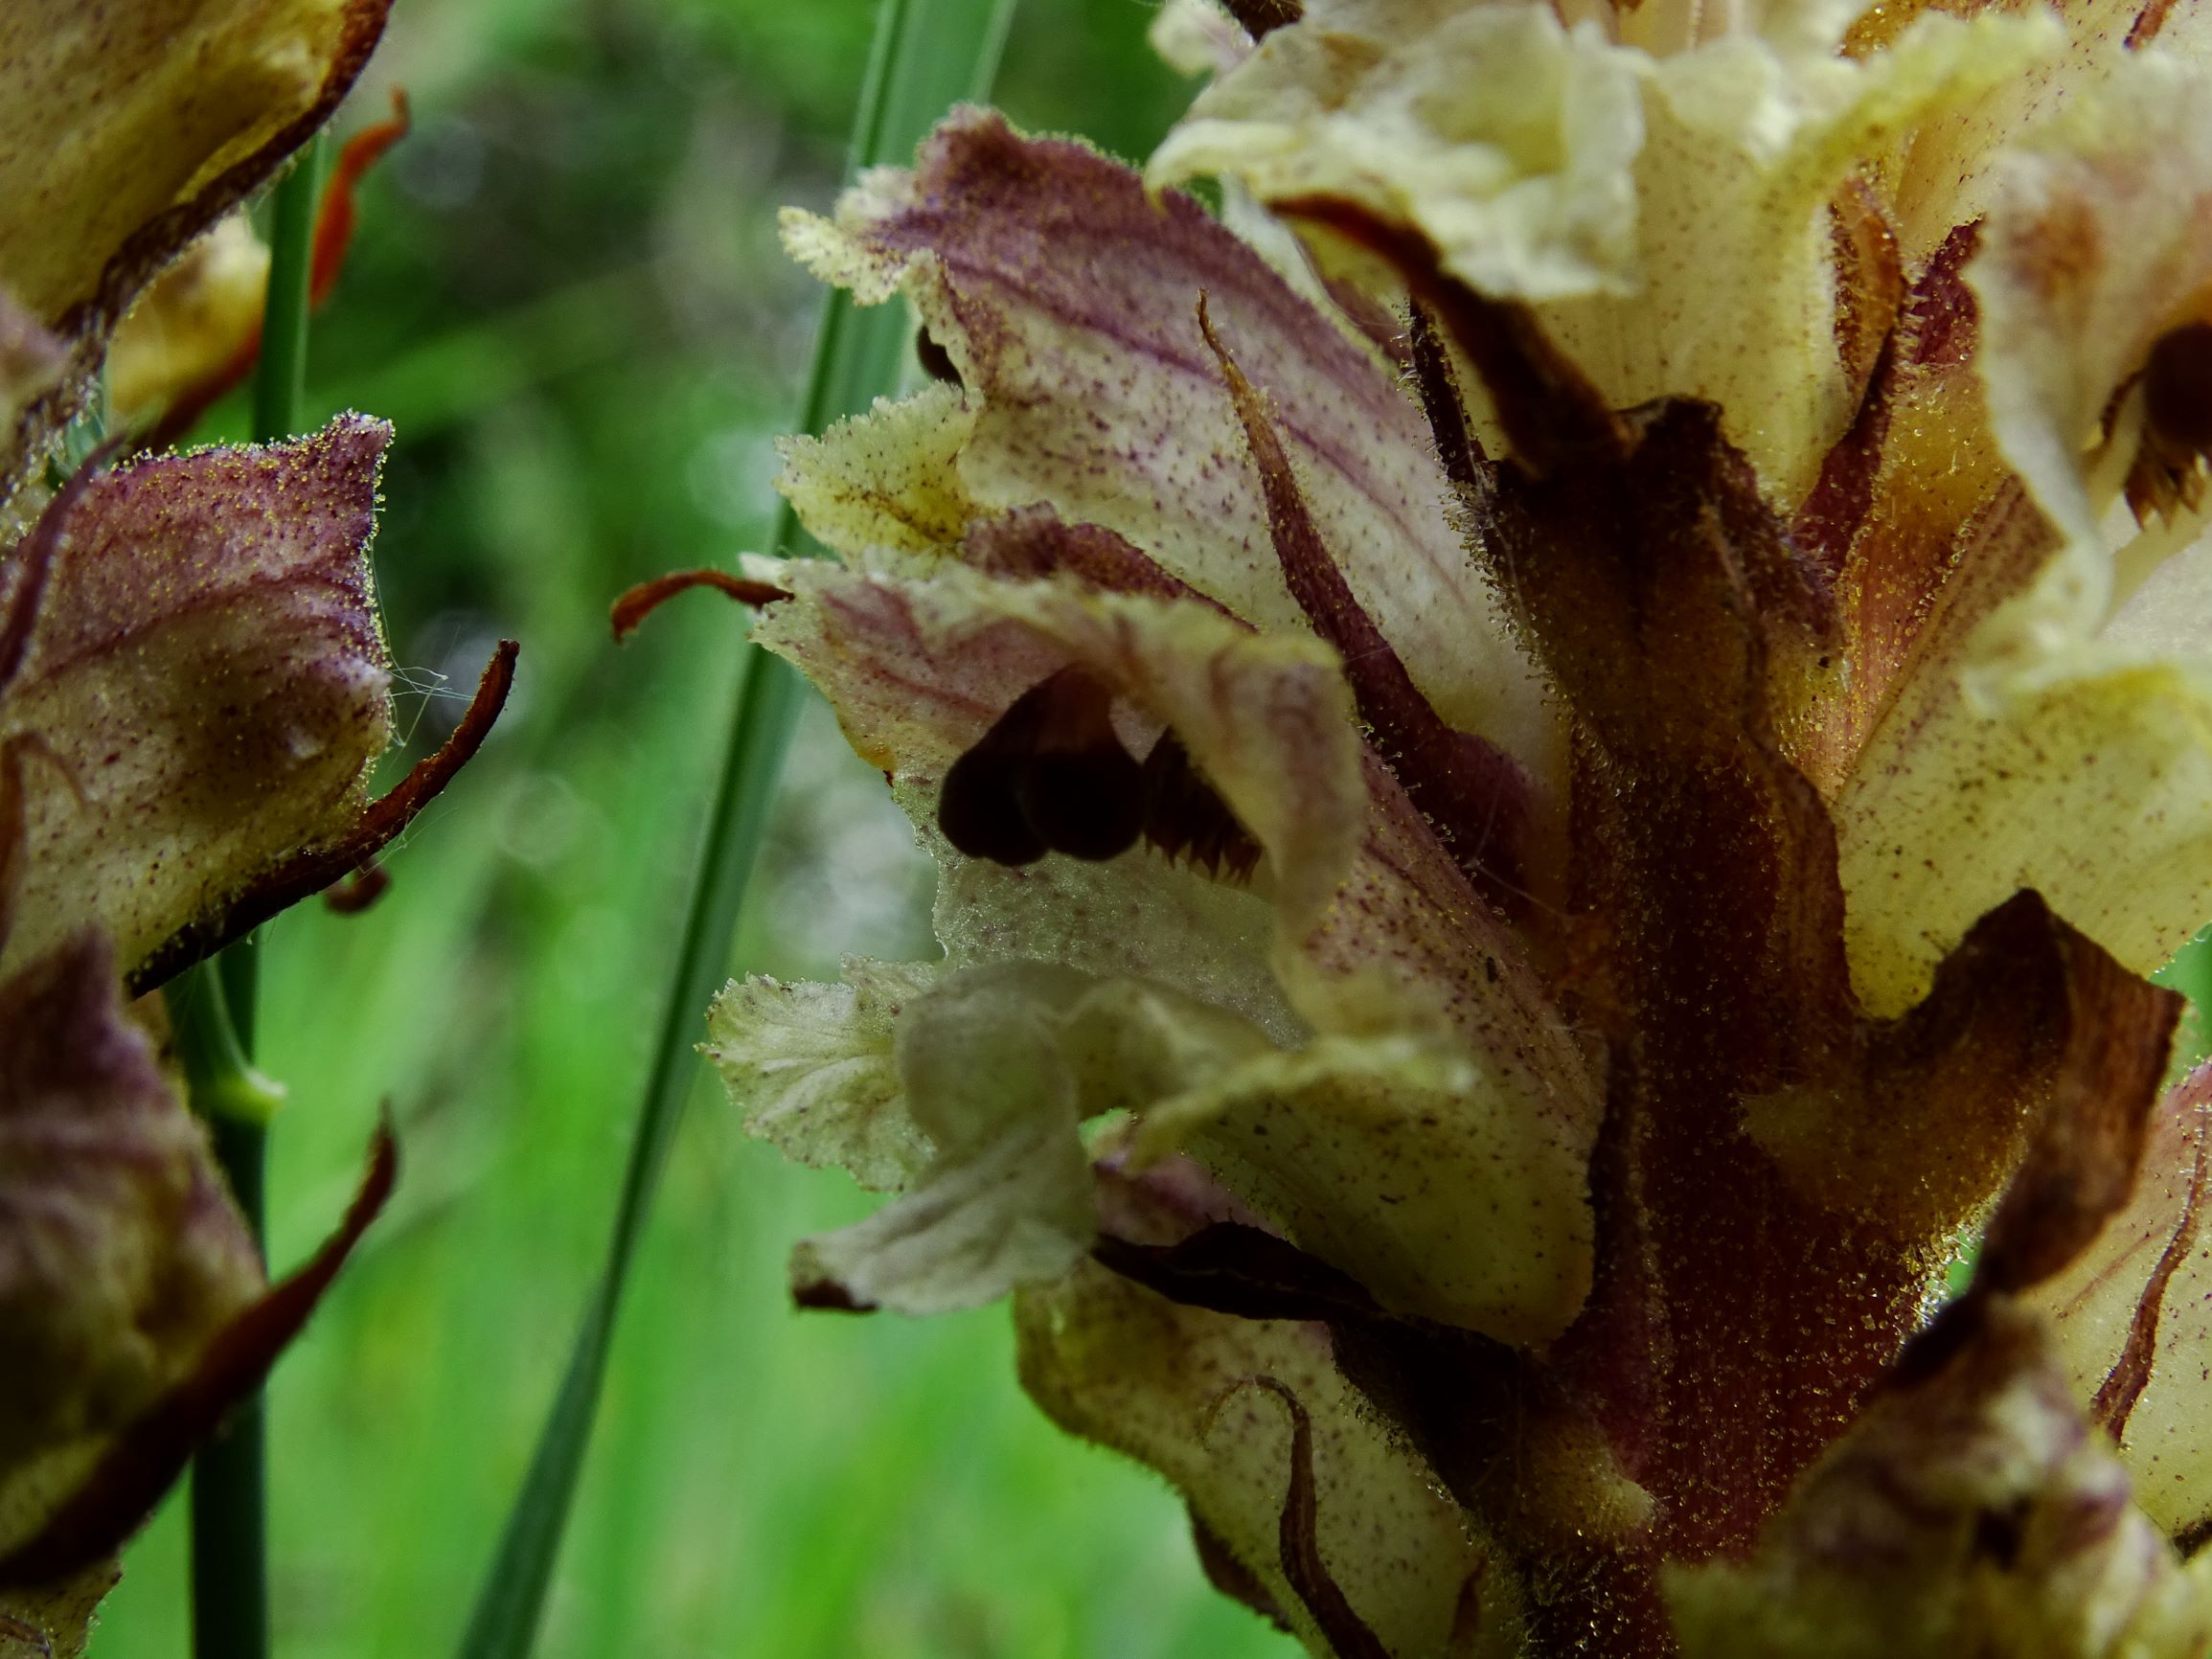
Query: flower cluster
xmin=709 ymin=0 xmax=2212 ymax=1652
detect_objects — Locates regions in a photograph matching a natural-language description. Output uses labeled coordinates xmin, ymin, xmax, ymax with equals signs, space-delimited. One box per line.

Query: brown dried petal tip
xmin=939 ymin=666 xmax=1145 ymax=866
xmin=2128 ymin=322 xmax=2212 ymax=522
xmin=608 ymin=569 xmax=788 ymax=643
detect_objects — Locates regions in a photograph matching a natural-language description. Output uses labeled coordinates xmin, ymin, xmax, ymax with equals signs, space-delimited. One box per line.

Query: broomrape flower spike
xmin=690 ymin=0 xmax=2212 ymax=1652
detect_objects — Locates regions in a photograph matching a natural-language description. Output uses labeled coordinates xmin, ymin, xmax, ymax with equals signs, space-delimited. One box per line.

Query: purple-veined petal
xmin=781 ymin=107 xmax=1560 ymax=793
xmin=0 ymin=416 xmax=395 ymax=983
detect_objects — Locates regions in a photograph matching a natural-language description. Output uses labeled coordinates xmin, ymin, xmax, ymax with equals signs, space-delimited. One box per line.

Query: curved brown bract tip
xmin=0 ymin=1119 xmax=398 ymax=1588
xmin=1199 ymin=294 xmax=1535 ymax=911
xmin=126 ymin=640 xmax=519 ymax=994
xmin=2094 ymin=1090 xmax=2210 ymax=1438
xmin=609 ymin=569 xmax=789 ymax=643
xmin=1884 ymin=895 xmax=2181 ymax=1400
xmin=310 ymin=88 xmax=412 ymax=310
xmin=1973 ymin=903 xmax=2182 ymax=1297
xmin=1218 ymin=1376 xmax=1393 ymax=1659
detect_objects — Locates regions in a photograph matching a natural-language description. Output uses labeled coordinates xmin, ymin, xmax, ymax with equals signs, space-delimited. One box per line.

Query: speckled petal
xmin=1017 ymin=1202 xmax=1517 ymax=1658
xmin=705 ymin=961 xmax=940 ymax=1194
xmin=0 ymin=416 xmax=394 ymax=982
xmin=751 ymin=557 xmax=1600 ymax=1339
xmin=781 ymin=106 xmax=1559 ymax=790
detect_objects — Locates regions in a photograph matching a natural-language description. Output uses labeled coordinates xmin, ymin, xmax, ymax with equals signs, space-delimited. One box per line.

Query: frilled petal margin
xmin=1150 ymin=0 xmax=2056 ymax=505
xmin=745 ymin=557 xmax=1596 ymax=1338
xmin=0 ymin=0 xmax=395 ymax=505
xmin=705 ymin=963 xmax=939 ymax=1195
xmin=779 ymin=105 xmax=1560 ymax=792
xmin=0 ymin=933 xmax=393 ymax=1651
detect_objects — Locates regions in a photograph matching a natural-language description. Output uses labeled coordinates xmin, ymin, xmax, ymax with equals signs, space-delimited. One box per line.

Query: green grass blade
xmin=453 ymin=7 xmax=1015 ymax=1655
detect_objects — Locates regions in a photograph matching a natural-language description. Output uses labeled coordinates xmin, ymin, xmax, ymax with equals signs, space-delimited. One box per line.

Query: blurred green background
xmin=85 ymin=3 xmax=1299 ymax=1655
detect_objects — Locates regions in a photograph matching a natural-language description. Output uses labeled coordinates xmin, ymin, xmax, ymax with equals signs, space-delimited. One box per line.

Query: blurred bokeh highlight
xmin=85 ymin=2 xmax=1296 ymax=1654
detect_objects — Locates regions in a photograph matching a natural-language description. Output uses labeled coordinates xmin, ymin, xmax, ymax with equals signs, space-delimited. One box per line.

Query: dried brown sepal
xmin=1904 ymin=218 xmax=1981 ymax=373
xmin=1406 ymin=302 xmax=1490 ymax=506
xmin=1220 ymin=1378 xmax=1393 ymax=1659
xmin=1793 ymin=222 xmax=2061 ymax=793
xmin=1137 ymin=730 xmax=1262 ymax=882
xmin=1827 ymin=174 xmax=1904 ymax=408
xmin=1792 ymin=332 xmax=1896 ymax=580
xmin=1753 ymin=890 xmax=2174 ymax=1248
xmin=320 ymin=857 xmax=390 ymax=917
xmin=0 ymin=1119 xmax=397 ymax=1588
xmin=608 ymin=570 xmax=788 ymax=643
xmin=125 ymin=639 xmax=518 ymax=995
xmin=1197 ymin=295 xmax=1537 ymax=914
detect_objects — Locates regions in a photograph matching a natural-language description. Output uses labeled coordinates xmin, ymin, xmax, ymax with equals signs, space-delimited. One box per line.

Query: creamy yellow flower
xmin=697 ymin=0 xmax=2212 ymax=1650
